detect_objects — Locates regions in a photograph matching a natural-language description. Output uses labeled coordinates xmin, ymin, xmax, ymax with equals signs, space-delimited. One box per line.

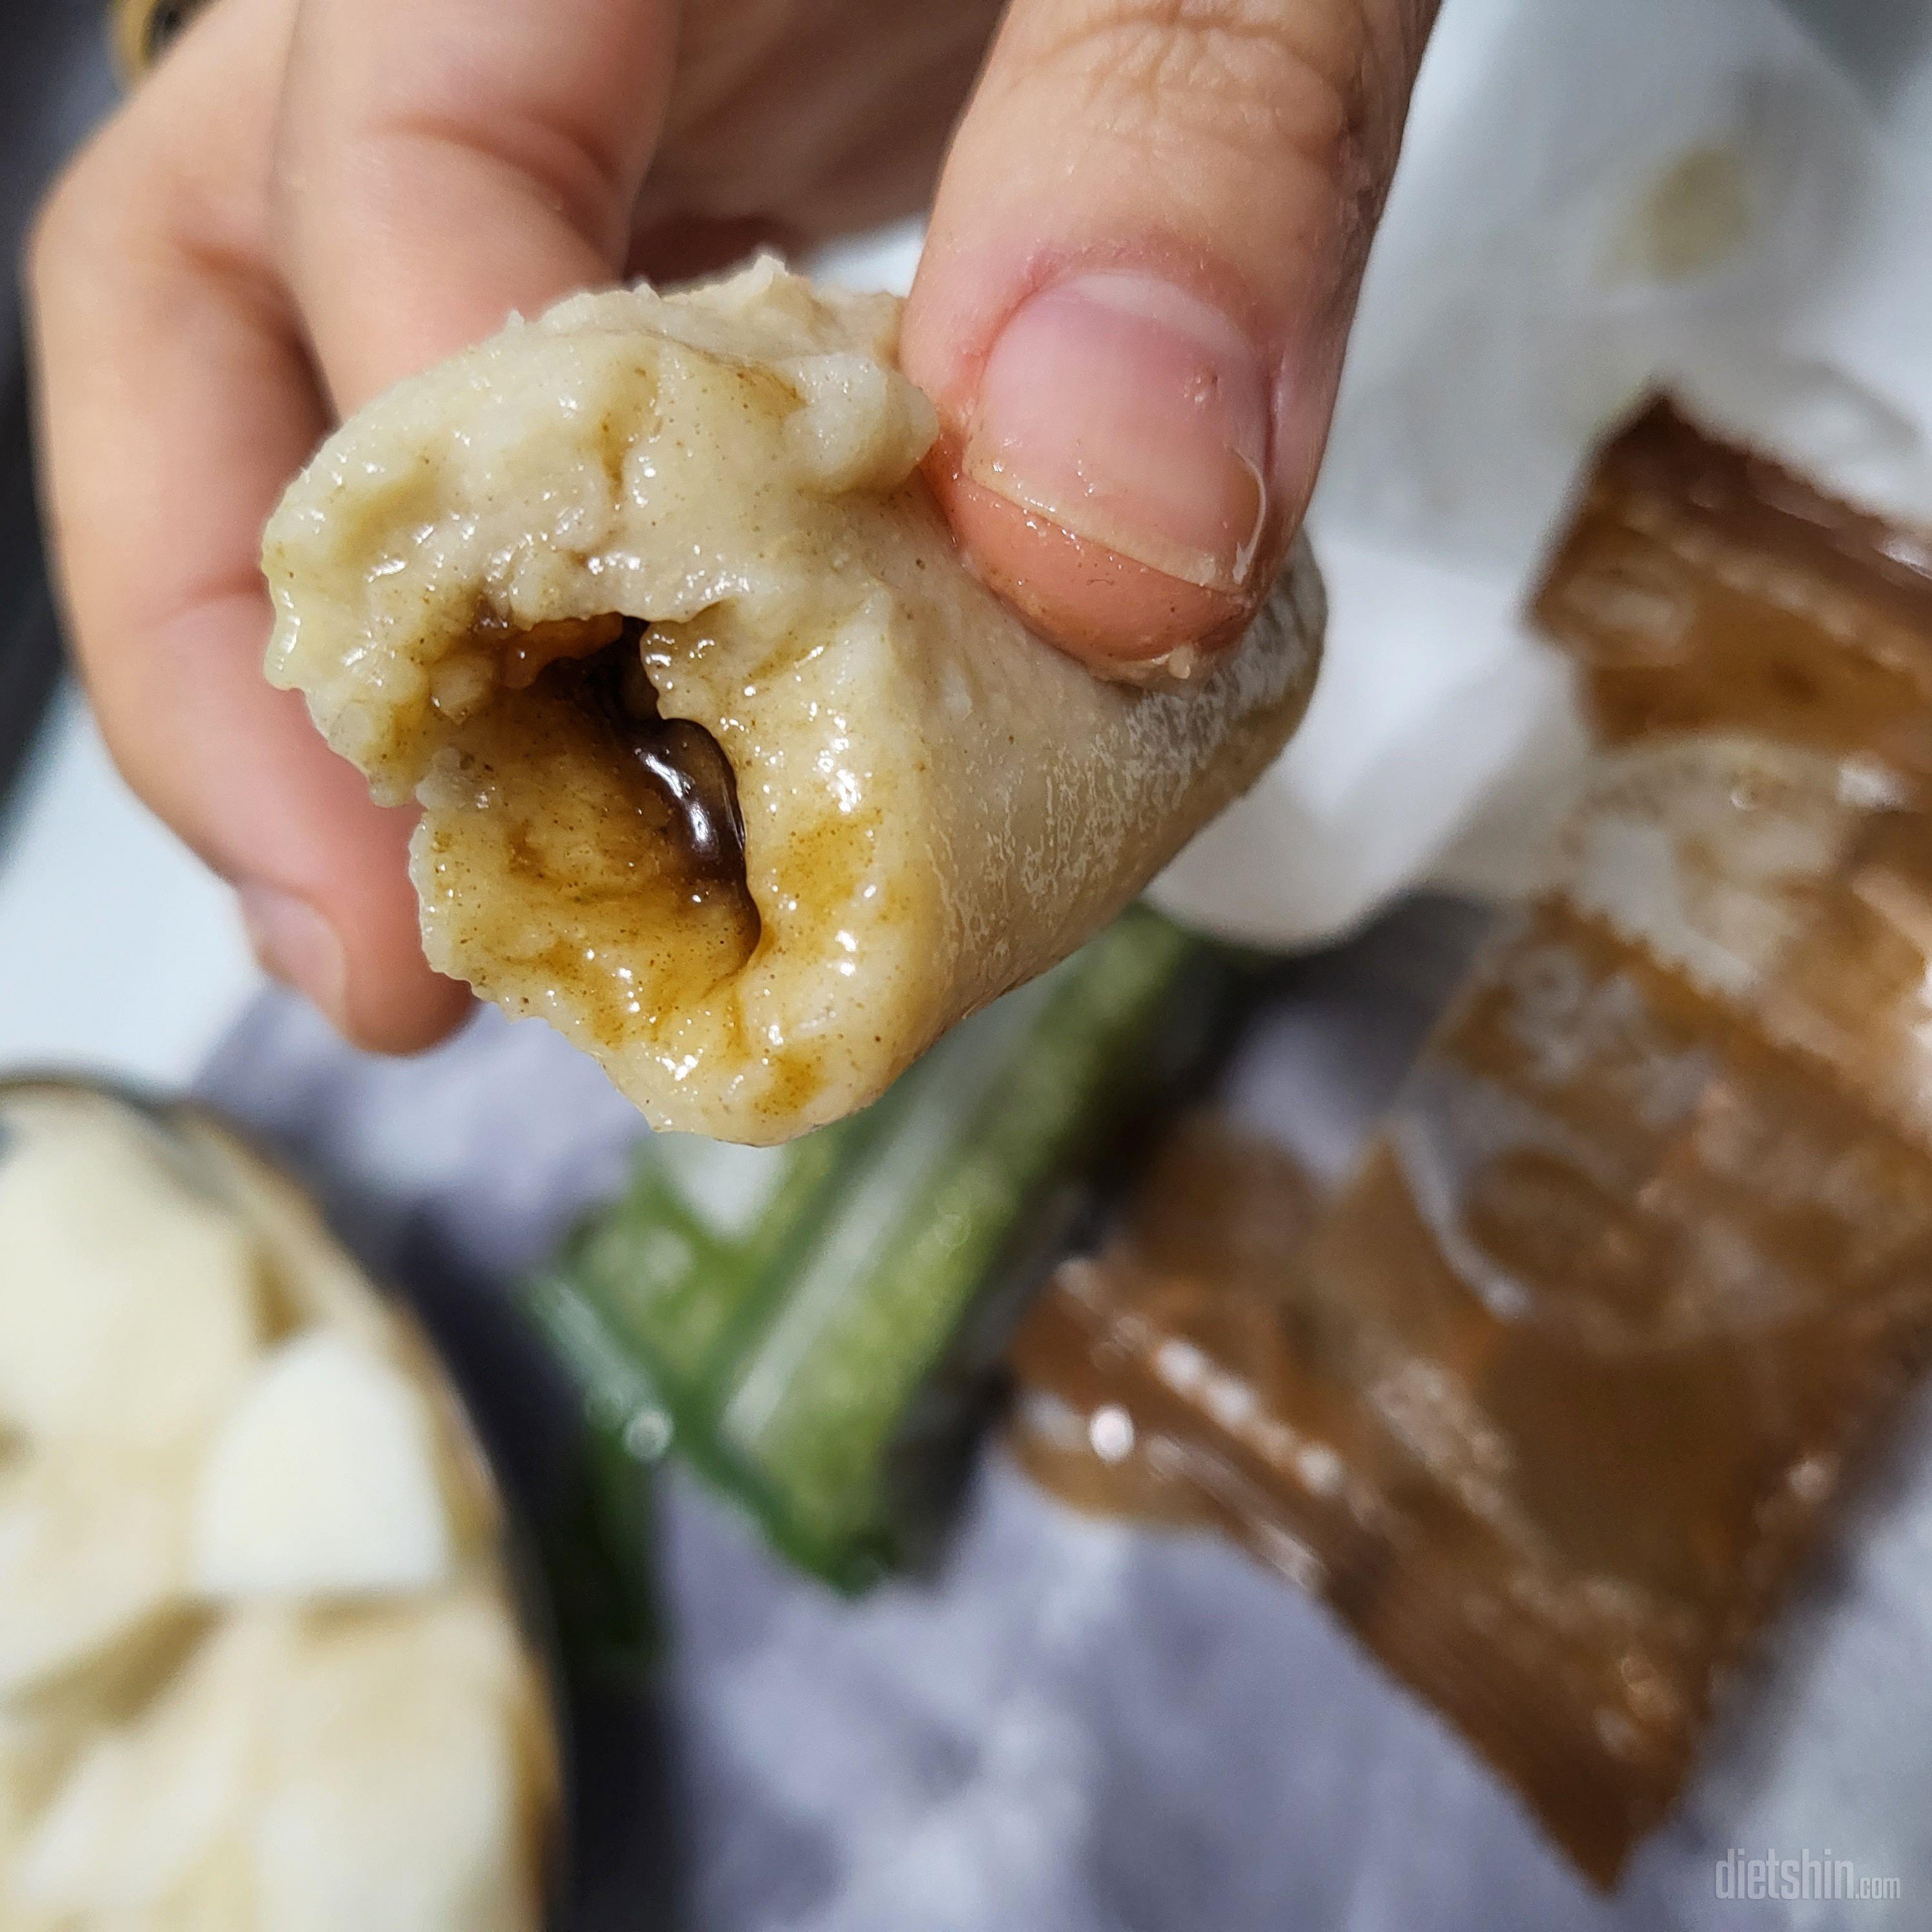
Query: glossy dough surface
xmin=264 ymin=261 xmax=1323 ymax=1141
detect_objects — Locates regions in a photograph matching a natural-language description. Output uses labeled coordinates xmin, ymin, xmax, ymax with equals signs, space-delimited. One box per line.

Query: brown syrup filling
xmin=546 ymin=622 xmax=751 ymax=903
xmin=423 ymin=617 xmax=761 ymax=1045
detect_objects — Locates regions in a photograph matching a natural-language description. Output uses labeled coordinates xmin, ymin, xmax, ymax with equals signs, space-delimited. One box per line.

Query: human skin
xmin=26 ymin=0 xmax=1437 ymax=1053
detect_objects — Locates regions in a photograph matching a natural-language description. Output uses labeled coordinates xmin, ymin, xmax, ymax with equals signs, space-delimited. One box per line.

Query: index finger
xmin=28 ymin=0 xmax=464 ymax=1053
xmin=272 ymin=0 xmax=677 ymax=415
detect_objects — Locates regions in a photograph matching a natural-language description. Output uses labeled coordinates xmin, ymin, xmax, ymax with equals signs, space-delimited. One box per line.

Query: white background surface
xmin=0 ymin=687 xmax=258 ymax=1084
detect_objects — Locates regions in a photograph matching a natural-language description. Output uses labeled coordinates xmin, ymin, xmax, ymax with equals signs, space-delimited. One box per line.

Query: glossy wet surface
xmin=420 ymin=622 xmax=761 ymax=1051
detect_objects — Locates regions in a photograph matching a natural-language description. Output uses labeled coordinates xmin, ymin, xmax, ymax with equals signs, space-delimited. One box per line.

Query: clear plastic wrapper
xmin=1012 ymin=399 xmax=1932 ymax=1885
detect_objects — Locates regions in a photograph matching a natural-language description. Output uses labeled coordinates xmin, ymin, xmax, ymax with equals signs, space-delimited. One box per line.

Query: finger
xmin=629 ymin=0 xmax=1007 ymax=245
xmin=903 ymin=0 xmax=1438 ymax=673
xmin=272 ymin=0 xmax=676 ymax=414
xmin=29 ymin=0 xmax=468 ymax=1052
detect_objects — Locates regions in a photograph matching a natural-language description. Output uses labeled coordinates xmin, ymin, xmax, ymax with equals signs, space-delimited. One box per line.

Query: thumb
xmin=903 ymin=0 xmax=1436 ymax=674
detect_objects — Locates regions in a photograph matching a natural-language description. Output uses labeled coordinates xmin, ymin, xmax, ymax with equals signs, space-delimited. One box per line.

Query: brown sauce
xmin=548 ymin=627 xmax=750 ymax=898
xmin=418 ymin=619 xmax=761 ymax=1047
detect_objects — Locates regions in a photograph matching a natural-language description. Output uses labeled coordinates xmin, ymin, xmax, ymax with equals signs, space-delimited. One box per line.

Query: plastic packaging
xmin=1012 ymin=399 xmax=1932 ymax=1885
xmin=526 ymin=909 xmax=1233 ymax=1592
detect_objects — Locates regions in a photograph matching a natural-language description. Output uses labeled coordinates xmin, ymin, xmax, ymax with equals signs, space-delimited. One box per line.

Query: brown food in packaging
xmin=1010 ymin=397 xmax=1932 ymax=1886
xmin=1534 ymin=398 xmax=1932 ymax=781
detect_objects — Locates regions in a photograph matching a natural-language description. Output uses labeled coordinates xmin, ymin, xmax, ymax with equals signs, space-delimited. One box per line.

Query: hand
xmin=28 ymin=0 xmax=1436 ymax=1053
